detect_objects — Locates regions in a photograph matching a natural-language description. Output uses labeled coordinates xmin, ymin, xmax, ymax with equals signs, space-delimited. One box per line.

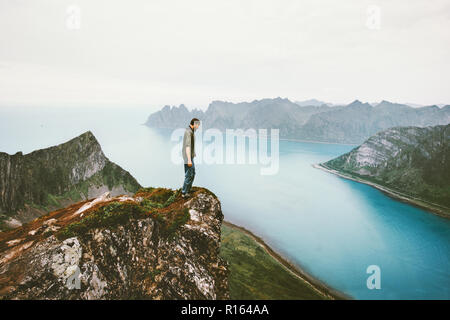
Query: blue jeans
xmin=182 ymin=160 xmax=195 ymax=194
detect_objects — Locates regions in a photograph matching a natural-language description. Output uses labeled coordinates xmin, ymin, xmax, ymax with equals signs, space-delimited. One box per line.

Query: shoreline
xmin=313 ymin=163 xmax=450 ymax=219
xmin=222 ymin=220 xmax=351 ymax=300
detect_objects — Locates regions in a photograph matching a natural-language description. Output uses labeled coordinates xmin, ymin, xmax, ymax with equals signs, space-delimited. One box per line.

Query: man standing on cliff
xmin=182 ymin=118 xmax=200 ymax=198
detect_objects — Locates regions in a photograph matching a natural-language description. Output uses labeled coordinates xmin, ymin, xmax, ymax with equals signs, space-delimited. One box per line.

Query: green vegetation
xmin=0 ymin=214 xmax=7 ymax=231
xmin=140 ymin=188 xmax=179 ymax=208
xmin=147 ymin=269 xmax=162 ymax=281
xmin=219 ymin=224 xmax=326 ymax=300
xmin=2 ymin=136 xmax=142 ymax=219
xmin=191 ymin=186 xmax=218 ymax=200
xmin=101 ymin=161 xmax=141 ymax=193
xmin=326 ymin=161 xmax=450 ymax=210
xmin=11 ymin=163 xmax=142 ymax=221
xmin=46 ymin=193 xmax=61 ymax=208
xmin=135 ymin=187 xmax=155 ymax=194
xmin=138 ymin=188 xmax=190 ymax=238
xmin=56 ymin=188 xmax=189 ymax=240
xmin=56 ymin=201 xmax=146 ymax=240
xmin=165 ymin=208 xmax=190 ymax=238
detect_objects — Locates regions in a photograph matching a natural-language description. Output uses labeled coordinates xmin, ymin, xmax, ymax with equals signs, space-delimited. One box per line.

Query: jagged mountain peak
xmin=348 ymin=99 xmax=370 ymax=107
xmin=0 ymin=131 xmax=142 ymax=229
xmin=68 ymin=130 xmax=97 ymax=143
xmin=145 ymin=97 xmax=450 ymax=144
xmin=375 ymin=100 xmax=393 ymax=107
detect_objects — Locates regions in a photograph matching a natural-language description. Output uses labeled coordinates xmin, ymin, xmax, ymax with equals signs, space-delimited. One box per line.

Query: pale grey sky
xmin=1 ymin=0 xmax=449 ymax=109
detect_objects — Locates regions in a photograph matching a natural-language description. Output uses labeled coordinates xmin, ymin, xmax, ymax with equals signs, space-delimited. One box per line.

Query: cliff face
xmin=0 ymin=131 xmax=142 ymax=229
xmin=145 ymin=99 xmax=450 ymax=144
xmin=322 ymin=124 xmax=450 ymax=212
xmin=0 ymin=187 xmax=229 ymax=299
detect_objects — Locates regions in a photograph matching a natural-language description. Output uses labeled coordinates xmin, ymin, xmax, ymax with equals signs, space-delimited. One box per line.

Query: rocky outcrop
xmin=144 ymin=104 xmax=205 ymax=130
xmin=0 ymin=187 xmax=229 ymax=299
xmin=0 ymin=131 xmax=142 ymax=229
xmin=145 ymin=98 xmax=450 ymax=144
xmin=320 ymin=124 xmax=450 ymax=214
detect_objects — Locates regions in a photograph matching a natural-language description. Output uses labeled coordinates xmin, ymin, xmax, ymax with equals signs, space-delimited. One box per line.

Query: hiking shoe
xmin=181 ymin=193 xmax=190 ymax=198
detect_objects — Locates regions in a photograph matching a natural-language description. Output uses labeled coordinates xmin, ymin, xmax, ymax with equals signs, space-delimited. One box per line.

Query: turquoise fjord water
xmin=1 ymin=105 xmax=449 ymax=299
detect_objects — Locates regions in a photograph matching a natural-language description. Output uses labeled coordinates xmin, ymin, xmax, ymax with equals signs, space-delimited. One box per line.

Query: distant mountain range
xmin=294 ymin=99 xmax=331 ymax=107
xmin=317 ymin=124 xmax=450 ymax=217
xmin=145 ymin=98 xmax=450 ymax=144
xmin=0 ymin=131 xmax=142 ymax=229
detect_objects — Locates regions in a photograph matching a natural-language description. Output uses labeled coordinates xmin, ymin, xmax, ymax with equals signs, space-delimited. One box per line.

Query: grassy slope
xmin=219 ymin=224 xmax=326 ymax=300
xmin=24 ymin=162 xmax=142 ymax=213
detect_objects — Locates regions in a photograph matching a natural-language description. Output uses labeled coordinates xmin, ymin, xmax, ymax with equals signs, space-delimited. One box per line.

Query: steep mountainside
xmin=0 ymin=187 xmax=229 ymax=299
xmin=319 ymin=124 xmax=450 ymax=216
xmin=0 ymin=131 xmax=142 ymax=229
xmin=145 ymin=99 xmax=450 ymax=144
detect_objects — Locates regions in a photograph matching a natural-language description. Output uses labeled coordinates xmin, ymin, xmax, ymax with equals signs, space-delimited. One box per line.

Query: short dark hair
xmin=190 ymin=118 xmax=200 ymax=125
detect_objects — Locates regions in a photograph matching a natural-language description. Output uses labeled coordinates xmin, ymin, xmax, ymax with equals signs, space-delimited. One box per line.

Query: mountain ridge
xmin=145 ymin=98 xmax=450 ymax=144
xmin=0 ymin=131 xmax=142 ymax=230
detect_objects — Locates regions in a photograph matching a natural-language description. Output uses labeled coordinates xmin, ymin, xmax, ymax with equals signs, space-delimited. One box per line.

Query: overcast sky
xmin=1 ymin=0 xmax=449 ymax=109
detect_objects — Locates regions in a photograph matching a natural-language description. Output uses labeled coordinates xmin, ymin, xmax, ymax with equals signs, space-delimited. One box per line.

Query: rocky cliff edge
xmin=0 ymin=186 xmax=229 ymax=299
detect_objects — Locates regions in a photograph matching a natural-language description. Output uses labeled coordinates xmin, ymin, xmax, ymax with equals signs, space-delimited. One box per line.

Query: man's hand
xmin=186 ymin=146 xmax=192 ymax=167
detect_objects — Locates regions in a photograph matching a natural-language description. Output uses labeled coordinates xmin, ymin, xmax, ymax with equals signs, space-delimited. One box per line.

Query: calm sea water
xmin=1 ymin=105 xmax=449 ymax=299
